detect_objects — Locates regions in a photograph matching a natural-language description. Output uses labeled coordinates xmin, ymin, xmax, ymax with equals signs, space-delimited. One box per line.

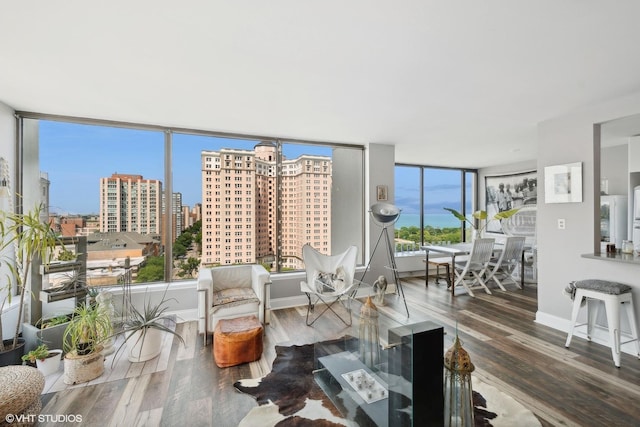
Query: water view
xmin=394 ymin=213 xmax=461 ymax=229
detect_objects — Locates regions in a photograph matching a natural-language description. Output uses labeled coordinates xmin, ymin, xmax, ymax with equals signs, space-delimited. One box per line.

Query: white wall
xmin=0 ymin=101 xmax=17 ymax=339
xmin=537 ymin=90 xmax=640 ymax=341
xmin=364 ymin=143 xmax=397 ymax=286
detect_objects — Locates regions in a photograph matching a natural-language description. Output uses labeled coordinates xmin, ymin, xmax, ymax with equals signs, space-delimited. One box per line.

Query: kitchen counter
xmin=581 ymin=251 xmax=640 ymax=265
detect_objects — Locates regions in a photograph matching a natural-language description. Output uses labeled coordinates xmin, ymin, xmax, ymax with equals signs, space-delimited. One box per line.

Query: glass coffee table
xmin=313 ymin=295 xmax=444 ymax=426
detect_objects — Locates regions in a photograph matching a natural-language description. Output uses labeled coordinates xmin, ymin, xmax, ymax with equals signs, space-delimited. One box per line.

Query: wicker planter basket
xmin=63 ymin=345 xmax=104 ymax=385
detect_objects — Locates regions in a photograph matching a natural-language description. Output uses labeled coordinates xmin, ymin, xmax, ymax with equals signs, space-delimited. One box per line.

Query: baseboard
xmin=536 ymin=310 xmax=639 ymax=356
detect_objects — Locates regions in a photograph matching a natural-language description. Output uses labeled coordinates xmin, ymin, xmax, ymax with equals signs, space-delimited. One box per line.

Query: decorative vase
xmin=127 ymin=328 xmax=163 ymax=363
xmin=358 ymin=297 xmax=380 ymax=368
xmin=36 ymin=349 xmax=62 ymax=376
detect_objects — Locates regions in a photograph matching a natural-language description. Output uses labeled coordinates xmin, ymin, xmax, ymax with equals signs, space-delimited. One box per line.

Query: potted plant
xmin=0 ymin=203 xmax=59 ymax=366
xmin=21 ymin=343 xmax=62 ymax=376
xmin=62 ymin=302 xmax=112 ymax=384
xmin=444 ymin=207 xmax=520 ymax=239
xmin=114 ymin=286 xmax=184 ymax=363
xmin=22 ymin=313 xmax=73 ymax=355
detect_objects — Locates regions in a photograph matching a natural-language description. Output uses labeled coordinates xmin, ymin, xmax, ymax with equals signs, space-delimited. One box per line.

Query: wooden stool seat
xmin=213 ymin=315 xmax=263 ymax=368
xmin=423 ymin=258 xmax=453 ymax=287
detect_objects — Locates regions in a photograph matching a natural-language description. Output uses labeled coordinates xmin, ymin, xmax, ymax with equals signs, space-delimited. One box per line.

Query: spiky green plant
xmin=63 ymin=302 xmax=113 ymax=355
xmin=0 ymin=203 xmax=60 ymax=352
xmin=111 ymin=286 xmax=184 ymax=365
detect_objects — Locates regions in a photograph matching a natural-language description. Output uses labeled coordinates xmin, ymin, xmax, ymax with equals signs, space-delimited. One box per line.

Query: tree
xmin=177 ymin=257 xmax=200 ymax=278
xmin=135 ymin=256 xmax=165 ymax=283
xmin=173 ymin=241 xmax=187 ymax=259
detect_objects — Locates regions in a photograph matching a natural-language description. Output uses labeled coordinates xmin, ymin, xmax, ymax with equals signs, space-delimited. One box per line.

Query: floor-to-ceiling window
xmin=394 ymin=164 xmax=476 ymax=250
xmin=20 ymin=115 xmax=364 ymax=287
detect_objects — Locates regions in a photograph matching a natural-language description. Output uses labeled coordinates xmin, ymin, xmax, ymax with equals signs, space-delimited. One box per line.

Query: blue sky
xmin=395 ymin=166 xmax=472 ymax=215
xmin=39 ymin=120 xmax=332 ymax=214
xmin=39 ymin=120 xmax=466 ymax=220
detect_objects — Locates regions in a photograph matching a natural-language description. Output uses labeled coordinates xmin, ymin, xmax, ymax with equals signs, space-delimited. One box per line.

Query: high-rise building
xmin=280 ymin=153 xmax=332 ymax=270
xmin=201 ymin=143 xmax=331 ymax=269
xmin=201 ymin=147 xmax=256 ymax=266
xmin=99 ymin=173 xmax=163 ymax=239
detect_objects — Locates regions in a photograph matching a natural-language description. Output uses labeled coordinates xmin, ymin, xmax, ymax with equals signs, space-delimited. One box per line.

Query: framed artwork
xmin=544 ymin=162 xmax=582 ymax=203
xmin=376 ymin=185 xmax=388 ymax=201
xmin=485 ymin=170 xmax=537 ymax=233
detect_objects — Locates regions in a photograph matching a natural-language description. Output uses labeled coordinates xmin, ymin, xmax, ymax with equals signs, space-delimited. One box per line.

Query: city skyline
xmin=39 ymin=119 xmax=465 ymax=222
xmin=39 ymin=120 xmax=332 ymax=215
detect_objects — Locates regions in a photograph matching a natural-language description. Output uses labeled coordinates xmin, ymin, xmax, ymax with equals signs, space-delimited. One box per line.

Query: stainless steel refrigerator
xmin=601 ymin=194 xmax=628 ymax=249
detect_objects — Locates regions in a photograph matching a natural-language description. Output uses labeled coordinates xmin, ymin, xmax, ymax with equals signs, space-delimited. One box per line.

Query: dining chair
xmin=485 ymin=236 xmax=526 ymax=290
xmin=452 ymin=238 xmax=495 ymax=297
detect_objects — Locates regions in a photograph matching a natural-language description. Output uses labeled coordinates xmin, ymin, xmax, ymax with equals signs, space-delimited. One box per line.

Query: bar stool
xmin=565 ymin=279 xmax=640 ymax=367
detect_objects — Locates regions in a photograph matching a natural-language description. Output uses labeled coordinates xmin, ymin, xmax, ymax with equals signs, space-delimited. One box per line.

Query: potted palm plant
xmin=62 ymin=302 xmax=112 ymax=384
xmin=0 ymin=203 xmax=59 ymax=366
xmin=114 ymin=286 xmax=184 ymax=363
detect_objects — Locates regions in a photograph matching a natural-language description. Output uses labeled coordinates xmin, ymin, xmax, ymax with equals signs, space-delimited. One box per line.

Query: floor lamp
xmin=360 ymin=202 xmax=409 ymax=317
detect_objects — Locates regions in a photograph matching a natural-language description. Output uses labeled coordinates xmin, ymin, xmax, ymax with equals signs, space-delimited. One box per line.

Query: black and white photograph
xmin=485 ymin=171 xmax=537 ymax=233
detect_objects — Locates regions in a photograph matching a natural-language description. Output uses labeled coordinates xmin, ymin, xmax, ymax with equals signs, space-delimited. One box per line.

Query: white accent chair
xmin=485 ymin=236 xmax=526 ymax=290
xmin=197 ymin=264 xmax=271 ymax=343
xmin=300 ymin=244 xmax=358 ymax=326
xmin=452 ymin=238 xmax=495 ymax=297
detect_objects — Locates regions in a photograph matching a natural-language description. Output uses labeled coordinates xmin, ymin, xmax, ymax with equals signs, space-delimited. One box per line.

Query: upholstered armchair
xmin=197 ymin=264 xmax=271 ymax=340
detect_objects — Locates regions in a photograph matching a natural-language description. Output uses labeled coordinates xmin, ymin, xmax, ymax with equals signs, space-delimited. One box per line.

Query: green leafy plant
xmin=21 ymin=343 xmax=51 ymax=363
xmin=57 ymin=247 xmax=76 ymax=261
xmin=41 ymin=314 xmax=72 ymax=328
xmin=444 ymin=207 xmax=520 ymax=235
xmin=0 ymin=203 xmax=60 ymax=352
xmin=63 ymin=303 xmax=112 ymax=355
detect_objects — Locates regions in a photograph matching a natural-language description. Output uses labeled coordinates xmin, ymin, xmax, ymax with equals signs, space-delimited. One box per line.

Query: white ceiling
xmin=2 ymin=1 xmax=640 ymax=168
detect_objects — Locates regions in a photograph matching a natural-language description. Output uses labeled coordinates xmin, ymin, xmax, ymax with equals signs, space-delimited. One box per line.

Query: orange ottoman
xmin=213 ymin=315 xmax=263 ymax=368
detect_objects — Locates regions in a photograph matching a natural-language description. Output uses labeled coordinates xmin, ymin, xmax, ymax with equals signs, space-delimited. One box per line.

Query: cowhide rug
xmin=234 ymin=341 xmax=541 ymax=427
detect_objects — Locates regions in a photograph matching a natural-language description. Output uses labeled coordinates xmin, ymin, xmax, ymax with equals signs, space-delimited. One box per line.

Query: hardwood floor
xmin=38 ymin=277 xmax=640 ymax=427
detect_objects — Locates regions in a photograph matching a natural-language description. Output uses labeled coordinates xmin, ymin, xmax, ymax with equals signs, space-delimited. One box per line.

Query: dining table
xmin=421 ymin=242 xmax=528 ymax=296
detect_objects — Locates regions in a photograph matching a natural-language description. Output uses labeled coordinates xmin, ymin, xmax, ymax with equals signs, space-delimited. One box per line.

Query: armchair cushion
xmin=212 ymin=288 xmax=259 ymax=312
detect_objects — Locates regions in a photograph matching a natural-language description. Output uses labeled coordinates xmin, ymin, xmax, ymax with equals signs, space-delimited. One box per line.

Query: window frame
xmin=16 ymin=111 xmax=365 ymax=284
xmin=395 ymin=163 xmax=477 ymax=248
